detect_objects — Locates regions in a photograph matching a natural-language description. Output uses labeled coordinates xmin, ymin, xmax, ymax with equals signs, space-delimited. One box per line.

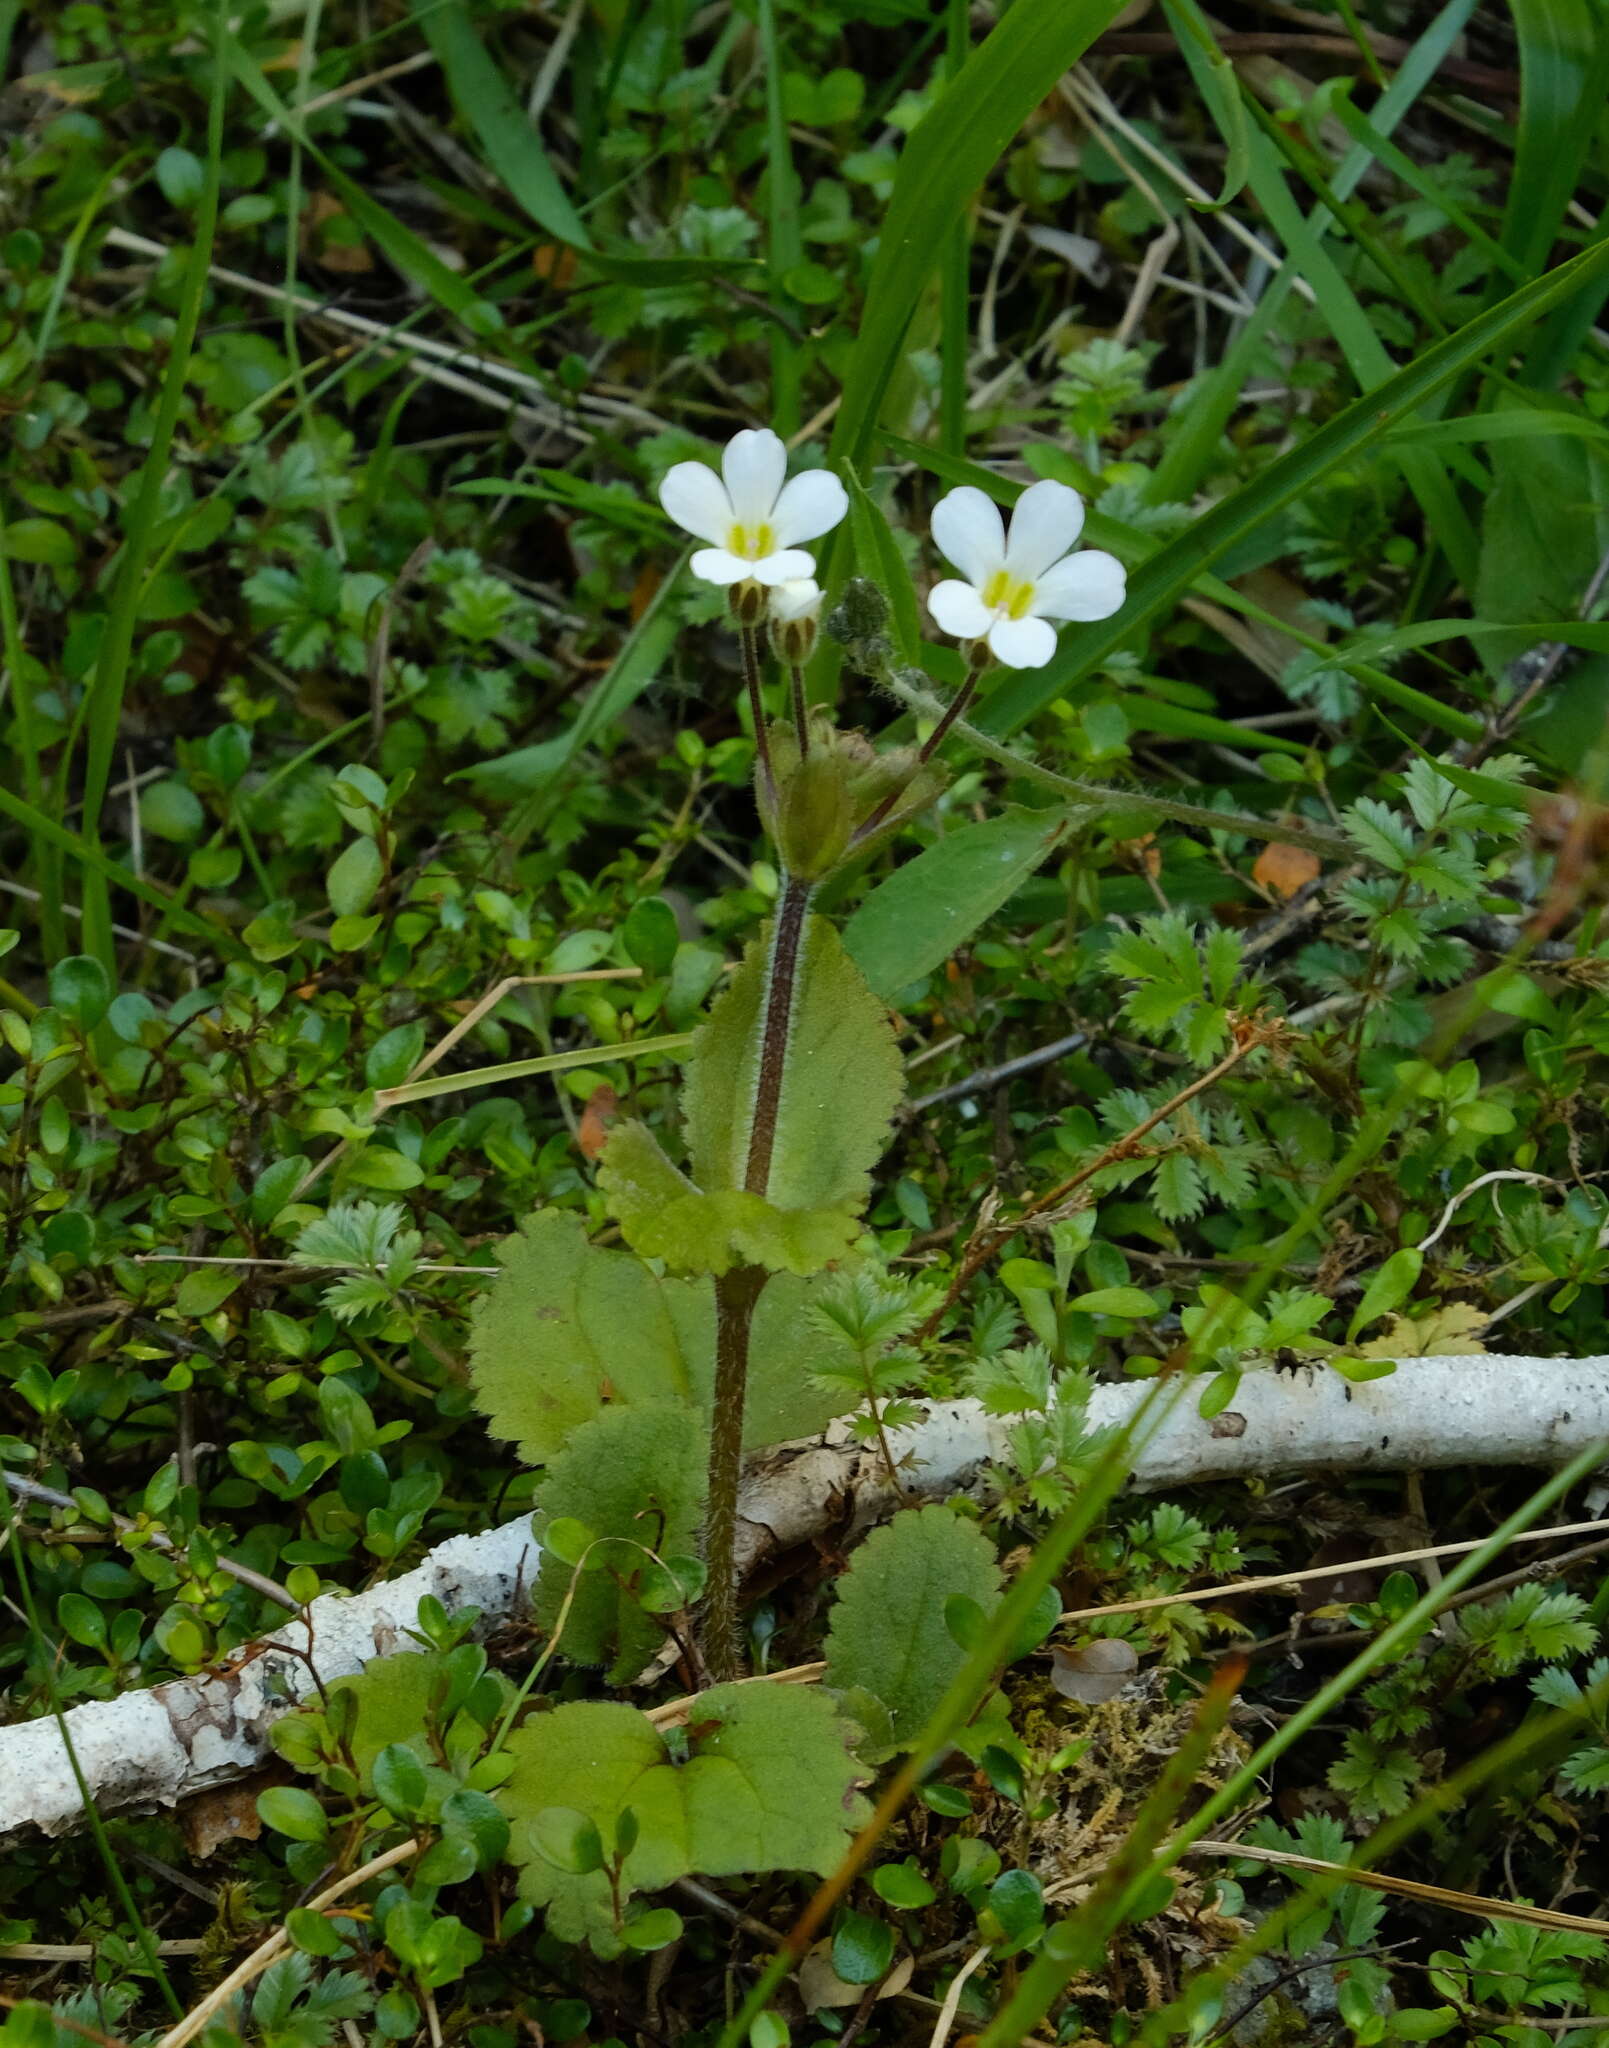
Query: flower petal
xmin=769 ymin=577 xmax=823 ymax=622
xmin=1003 ymin=479 xmax=1086 ymax=579
xmin=987 ymin=614 xmax=1058 ymax=669
xmin=722 ymin=428 xmax=788 ymax=525
xmin=749 ymin=548 xmax=818 ymax=585
xmin=659 ymin=462 xmax=733 ymax=544
xmin=1028 ymin=549 xmax=1127 ymax=621
xmin=927 ymin=578 xmax=994 ymax=640
xmin=690 ymin=547 xmax=753 ymax=586
xmin=931 ymin=486 xmax=1006 ymax=586
xmin=770 ymin=469 xmax=848 ymax=547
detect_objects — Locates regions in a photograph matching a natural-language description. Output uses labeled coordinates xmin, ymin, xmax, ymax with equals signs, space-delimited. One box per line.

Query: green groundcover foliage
xmin=7 ymin=1 xmax=1609 ymax=2045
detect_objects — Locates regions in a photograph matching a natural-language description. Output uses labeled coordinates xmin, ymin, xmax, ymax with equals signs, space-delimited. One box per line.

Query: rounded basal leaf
xmin=532 ymin=1404 xmax=705 ymax=1682
xmin=682 ymin=911 xmax=902 ymax=1215
xmin=502 ymin=1686 xmax=870 ymax=1956
xmin=823 ymin=1504 xmax=1004 ymax=1754
xmin=468 ymin=1207 xmax=849 ymax=1459
xmin=467 ymin=1208 xmax=705 ymax=1463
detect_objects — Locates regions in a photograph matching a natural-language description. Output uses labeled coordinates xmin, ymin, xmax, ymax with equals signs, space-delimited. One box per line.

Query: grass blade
xmin=371 ymin=1033 xmax=693 ymax=1111
xmin=1168 ymin=0 xmax=1479 ymax=587
xmin=408 ymin=0 xmax=591 ymax=248
xmin=979 ymin=231 xmax=1609 ymax=742
xmin=0 ymin=784 xmax=248 ymax=955
xmin=826 ymin=0 xmax=1129 ymax=477
xmin=1146 ymin=0 xmax=1480 ymax=506
xmin=758 ymin=0 xmax=803 ymax=440
xmin=843 ymin=462 xmax=923 ymax=665
xmin=73 ymin=4 xmax=226 ymax=976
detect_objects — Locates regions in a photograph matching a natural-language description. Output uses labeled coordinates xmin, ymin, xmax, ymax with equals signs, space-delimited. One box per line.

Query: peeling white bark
xmin=4 ymin=1355 xmax=1606 ymax=1839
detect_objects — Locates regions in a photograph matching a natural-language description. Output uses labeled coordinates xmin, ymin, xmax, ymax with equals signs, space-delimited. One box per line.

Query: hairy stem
xmin=700 ymin=871 xmax=813 ymax=1678
xmin=789 ymin=663 xmax=810 ymax=753
xmin=740 ymin=624 xmax=776 ymax=803
xmin=744 ymin=872 xmax=813 ymax=1195
xmin=882 ymin=669 xmax=1356 ymax=860
xmin=705 ymin=1265 xmax=767 ymax=1682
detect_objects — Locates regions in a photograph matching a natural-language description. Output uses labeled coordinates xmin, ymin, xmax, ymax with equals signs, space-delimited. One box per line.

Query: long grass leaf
xmin=979 ymin=232 xmax=1609 ymax=741
xmin=758 ymin=0 xmax=803 ymax=439
xmin=408 ymin=0 xmax=591 ymax=247
xmin=1146 ymin=0 xmax=1480 ymax=505
xmin=1168 ymin=0 xmax=1479 ymax=587
xmin=73 ymin=8 xmax=226 ymax=976
xmin=844 ymin=462 xmax=923 ymax=665
xmin=371 ymin=1034 xmax=693 ymax=1111
xmin=0 ymin=785 xmax=248 ymax=955
xmin=825 ymin=0 xmax=1129 ymax=477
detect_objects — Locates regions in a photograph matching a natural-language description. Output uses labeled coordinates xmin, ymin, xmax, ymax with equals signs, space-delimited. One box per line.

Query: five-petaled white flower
xmin=927 ymin=479 xmax=1126 ymax=669
xmin=659 ymin=428 xmax=847 ymax=587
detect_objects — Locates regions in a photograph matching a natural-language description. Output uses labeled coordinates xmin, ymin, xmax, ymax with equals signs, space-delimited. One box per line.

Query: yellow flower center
xmin=727 ymin=521 xmax=776 ymax=561
xmin=982 ymin=568 xmax=1035 ymax=620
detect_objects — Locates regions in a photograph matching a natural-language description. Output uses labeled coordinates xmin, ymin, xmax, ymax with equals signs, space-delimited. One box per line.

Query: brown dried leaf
xmin=180 ymin=1776 xmax=268 ymax=1859
xmin=577 ymin=1083 xmax=620 ymax=1162
xmin=1051 ymin=1637 xmax=1139 ymax=1703
xmin=1252 ymin=842 xmax=1322 ymax=900
xmin=798 ymin=1941 xmax=914 ymax=2011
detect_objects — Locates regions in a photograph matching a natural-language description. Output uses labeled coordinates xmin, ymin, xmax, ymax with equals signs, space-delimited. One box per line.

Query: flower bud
xmin=756 ymin=719 xmax=949 ymax=879
xmin=727 ymin=578 xmax=768 ymax=627
xmin=767 ymin=577 xmax=822 ymax=666
xmin=825 ymin=576 xmax=890 ymax=654
xmin=756 ymin=723 xmax=853 ymax=880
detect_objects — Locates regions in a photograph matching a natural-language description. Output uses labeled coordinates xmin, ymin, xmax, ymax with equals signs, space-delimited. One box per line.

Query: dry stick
xmin=915 ymin=1019 xmax=1282 ymax=1343
xmin=1187 ymin=1838 xmax=1609 ymax=1939
xmin=3 ymin=1473 xmax=300 ymax=1614
xmin=154 ymin=1838 xmax=421 ymax=2048
xmin=928 ymin=1944 xmax=991 ymax=2048
xmin=1058 ymin=1515 xmax=1609 ymax=1626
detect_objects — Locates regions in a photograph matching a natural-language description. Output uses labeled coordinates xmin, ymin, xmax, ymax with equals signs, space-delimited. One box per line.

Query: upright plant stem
xmin=703 ymin=869 xmax=814 ymax=1681
xmin=789 ymin=664 xmax=810 ymax=752
xmin=704 ymin=1266 xmax=767 ymax=1679
xmin=740 ymin=624 xmax=776 ymax=802
xmin=744 ymin=872 xmax=813 ymax=1195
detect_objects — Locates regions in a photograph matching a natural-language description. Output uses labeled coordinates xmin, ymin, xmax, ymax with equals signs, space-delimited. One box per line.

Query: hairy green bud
xmin=757 ymin=719 xmax=948 ymax=879
xmin=727 ymin=578 xmax=768 ymax=627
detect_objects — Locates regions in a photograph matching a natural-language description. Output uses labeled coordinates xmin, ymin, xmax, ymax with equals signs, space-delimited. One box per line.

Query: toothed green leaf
xmin=533 ymin=1405 xmax=705 ymax=1682
xmin=468 ymin=1209 xmax=846 ymax=1461
xmin=682 ymin=911 xmax=902 ymax=1214
xmin=823 ymin=1505 xmax=1004 ymax=1756
xmin=503 ymin=1686 xmax=870 ymax=1955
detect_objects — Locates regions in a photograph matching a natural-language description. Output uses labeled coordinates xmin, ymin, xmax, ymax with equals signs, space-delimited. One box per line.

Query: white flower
xmin=659 ymin=428 xmax=848 ymax=587
xmin=768 ymin=577 xmax=823 ymax=623
xmin=926 ymin=478 xmax=1127 ymax=669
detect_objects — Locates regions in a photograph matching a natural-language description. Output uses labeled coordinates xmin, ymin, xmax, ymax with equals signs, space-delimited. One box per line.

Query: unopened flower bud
xmin=825 ymin=576 xmax=890 ymax=651
xmin=767 ymin=577 xmax=822 ymax=666
xmin=728 ymin=578 xmax=768 ymax=627
xmin=756 ymin=722 xmax=853 ymax=880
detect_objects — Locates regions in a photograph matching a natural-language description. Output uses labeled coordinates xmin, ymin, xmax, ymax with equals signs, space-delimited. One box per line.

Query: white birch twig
xmin=4 ymin=1355 xmax=1605 ymax=1838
